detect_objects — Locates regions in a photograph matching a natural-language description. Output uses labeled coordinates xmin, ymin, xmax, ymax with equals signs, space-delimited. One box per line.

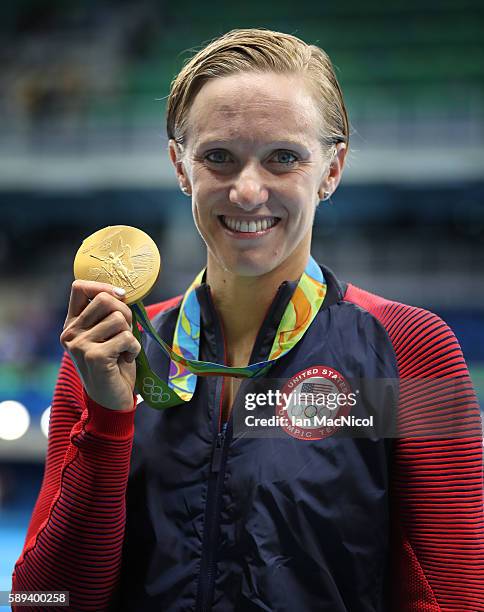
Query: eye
xmin=204 ymin=150 xmax=232 ymax=164
xmin=270 ymin=150 xmax=299 ymax=165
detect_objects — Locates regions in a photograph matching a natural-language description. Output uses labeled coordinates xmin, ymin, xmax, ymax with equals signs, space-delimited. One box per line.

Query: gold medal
xmin=73 ymin=225 xmax=161 ymax=304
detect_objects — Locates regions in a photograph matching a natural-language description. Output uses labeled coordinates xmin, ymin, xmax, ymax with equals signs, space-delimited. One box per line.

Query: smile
xmin=219 ymin=215 xmax=280 ymax=234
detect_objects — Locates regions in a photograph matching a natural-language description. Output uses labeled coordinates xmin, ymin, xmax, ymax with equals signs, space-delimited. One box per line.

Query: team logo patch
xmin=276 ymin=366 xmax=354 ymax=440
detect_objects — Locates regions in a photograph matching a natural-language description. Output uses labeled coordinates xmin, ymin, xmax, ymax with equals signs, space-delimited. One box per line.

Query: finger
xmin=77 ymin=292 xmax=133 ymax=331
xmin=65 ymin=280 xmax=126 ymax=328
xmin=102 ymin=330 xmax=141 ymax=361
xmin=82 ymin=310 xmax=131 ymax=343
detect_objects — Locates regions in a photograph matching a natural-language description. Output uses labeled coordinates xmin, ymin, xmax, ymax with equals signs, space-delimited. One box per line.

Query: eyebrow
xmin=194 ymin=138 xmax=312 ymax=153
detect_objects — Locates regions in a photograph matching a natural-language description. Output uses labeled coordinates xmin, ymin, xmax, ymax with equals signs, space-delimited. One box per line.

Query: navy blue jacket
xmin=13 ymin=263 xmax=483 ymax=611
xmin=114 ymin=262 xmax=482 ymax=611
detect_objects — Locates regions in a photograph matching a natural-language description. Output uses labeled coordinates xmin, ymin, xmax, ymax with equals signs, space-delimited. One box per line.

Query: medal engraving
xmin=74 ymin=226 xmax=161 ymax=304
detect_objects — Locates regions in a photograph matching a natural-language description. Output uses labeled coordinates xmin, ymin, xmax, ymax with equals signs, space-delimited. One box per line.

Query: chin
xmin=217 ymin=250 xmax=282 ymax=278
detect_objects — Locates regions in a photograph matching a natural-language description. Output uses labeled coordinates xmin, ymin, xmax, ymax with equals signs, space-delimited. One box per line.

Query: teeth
xmin=222 ymin=216 xmax=278 ymax=233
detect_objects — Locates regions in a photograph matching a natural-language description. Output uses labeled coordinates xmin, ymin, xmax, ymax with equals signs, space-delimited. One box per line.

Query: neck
xmin=205 ymin=242 xmax=311 ymax=366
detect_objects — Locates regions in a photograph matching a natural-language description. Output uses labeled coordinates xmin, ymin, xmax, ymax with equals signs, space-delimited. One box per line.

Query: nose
xmin=229 ymin=163 xmax=269 ymax=209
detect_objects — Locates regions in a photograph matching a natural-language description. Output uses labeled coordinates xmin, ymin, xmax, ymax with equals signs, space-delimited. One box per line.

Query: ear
xmin=168 ymin=139 xmax=192 ymax=195
xmin=318 ymin=142 xmax=347 ymax=201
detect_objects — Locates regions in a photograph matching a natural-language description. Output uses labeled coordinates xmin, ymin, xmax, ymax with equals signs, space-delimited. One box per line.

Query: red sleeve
xmin=344 ymin=284 xmax=484 ymax=611
xmin=11 ymin=352 xmax=137 ymax=611
xmin=11 ymin=297 xmax=181 ymax=611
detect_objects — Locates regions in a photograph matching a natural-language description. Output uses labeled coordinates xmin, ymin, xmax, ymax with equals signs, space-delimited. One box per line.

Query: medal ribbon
xmin=131 ymin=256 xmax=326 ymax=409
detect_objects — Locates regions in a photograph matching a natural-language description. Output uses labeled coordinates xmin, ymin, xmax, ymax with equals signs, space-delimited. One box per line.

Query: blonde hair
xmin=166 ymin=28 xmax=349 ymax=155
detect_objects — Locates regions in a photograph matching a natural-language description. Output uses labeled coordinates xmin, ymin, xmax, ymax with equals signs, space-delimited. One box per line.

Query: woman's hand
xmin=60 ymin=280 xmax=141 ymax=411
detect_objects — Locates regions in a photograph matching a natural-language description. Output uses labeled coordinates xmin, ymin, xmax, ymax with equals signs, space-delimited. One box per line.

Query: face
xmin=170 ymin=71 xmax=344 ymax=277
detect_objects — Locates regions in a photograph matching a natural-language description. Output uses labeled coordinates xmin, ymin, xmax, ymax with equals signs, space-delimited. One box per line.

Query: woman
xmin=12 ymin=29 xmax=484 ymax=611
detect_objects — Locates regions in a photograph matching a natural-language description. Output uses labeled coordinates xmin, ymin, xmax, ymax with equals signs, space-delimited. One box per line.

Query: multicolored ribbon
xmin=131 ymin=256 xmax=326 ymax=409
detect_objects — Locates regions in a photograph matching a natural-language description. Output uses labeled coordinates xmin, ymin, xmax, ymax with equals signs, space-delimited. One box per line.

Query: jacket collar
xmin=194 ymin=262 xmax=345 ymax=365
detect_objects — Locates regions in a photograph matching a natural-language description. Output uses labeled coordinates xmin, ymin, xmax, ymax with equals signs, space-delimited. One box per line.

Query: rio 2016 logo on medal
xmin=276 ymin=366 xmax=354 ymax=440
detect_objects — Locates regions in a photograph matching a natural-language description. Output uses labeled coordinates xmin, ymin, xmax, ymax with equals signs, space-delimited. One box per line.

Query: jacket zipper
xmin=195 ymin=286 xmax=231 ymax=612
xmin=211 ymin=419 xmax=228 ymax=473
xmin=195 ymin=380 xmax=230 ymax=612
xmin=195 ymin=283 xmax=288 ymax=611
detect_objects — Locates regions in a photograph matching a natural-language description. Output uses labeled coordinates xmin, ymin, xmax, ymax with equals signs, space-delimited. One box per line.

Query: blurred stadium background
xmin=0 ymin=0 xmax=483 ymax=599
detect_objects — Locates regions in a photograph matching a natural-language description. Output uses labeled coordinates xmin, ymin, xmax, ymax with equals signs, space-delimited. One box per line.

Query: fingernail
xmin=114 ymin=287 xmax=126 ymax=297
